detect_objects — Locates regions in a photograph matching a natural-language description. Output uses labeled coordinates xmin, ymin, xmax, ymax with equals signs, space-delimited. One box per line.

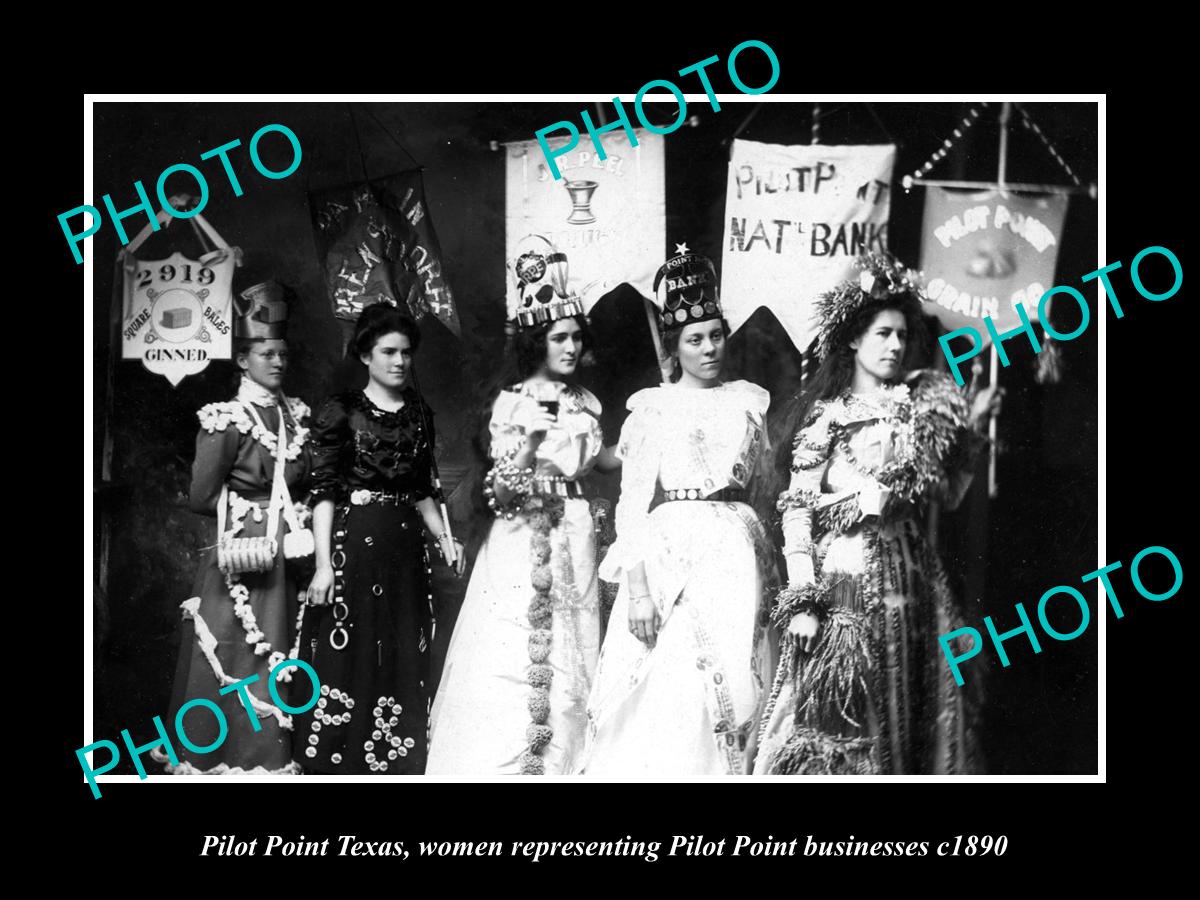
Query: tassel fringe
xmin=795 ymin=607 xmax=873 ymax=730
xmin=767 ymin=726 xmax=878 ymax=775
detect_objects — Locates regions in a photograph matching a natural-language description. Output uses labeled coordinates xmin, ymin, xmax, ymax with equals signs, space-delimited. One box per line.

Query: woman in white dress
xmin=579 ymin=246 xmax=776 ymax=776
xmin=427 ymin=237 xmax=619 ymax=775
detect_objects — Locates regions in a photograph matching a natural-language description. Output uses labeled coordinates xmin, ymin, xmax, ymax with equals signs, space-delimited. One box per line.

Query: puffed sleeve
xmin=488 ymin=390 xmax=530 ymax=461
xmin=538 ymin=387 xmax=604 ymax=478
xmin=188 ymin=406 xmax=241 ymax=515
xmin=309 ymin=395 xmax=352 ymax=505
xmin=597 ymin=389 xmax=662 ymax=584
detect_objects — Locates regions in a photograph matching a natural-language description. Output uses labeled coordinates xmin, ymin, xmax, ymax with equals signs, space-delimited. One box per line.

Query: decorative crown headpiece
xmin=234 ymin=280 xmax=289 ymax=340
xmin=652 ymin=243 xmax=722 ymax=332
xmin=814 ymin=252 xmax=926 ymax=362
xmin=505 ymin=235 xmax=584 ymax=329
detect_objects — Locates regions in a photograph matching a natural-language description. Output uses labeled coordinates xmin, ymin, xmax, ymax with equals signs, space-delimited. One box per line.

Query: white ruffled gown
xmin=427 ymin=383 xmax=604 ymax=775
xmin=578 ymin=380 xmax=776 ymax=776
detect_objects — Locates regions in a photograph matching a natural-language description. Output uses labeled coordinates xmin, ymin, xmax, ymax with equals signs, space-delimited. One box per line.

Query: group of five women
xmin=165 ymin=239 xmax=998 ymax=778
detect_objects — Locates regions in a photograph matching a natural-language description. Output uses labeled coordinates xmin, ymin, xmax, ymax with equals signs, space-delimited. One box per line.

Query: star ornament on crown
xmin=505 ymin=234 xmax=584 ymax=330
xmin=652 ymin=242 xmax=723 ymax=332
xmin=814 ymin=251 xmax=928 ymax=362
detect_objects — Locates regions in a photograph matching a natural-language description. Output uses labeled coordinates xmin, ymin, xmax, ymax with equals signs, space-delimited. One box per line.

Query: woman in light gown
xmin=756 ymin=253 xmax=999 ymax=775
xmin=428 ymin=237 xmax=619 ymax=775
xmin=579 ymin=246 xmax=776 ymax=777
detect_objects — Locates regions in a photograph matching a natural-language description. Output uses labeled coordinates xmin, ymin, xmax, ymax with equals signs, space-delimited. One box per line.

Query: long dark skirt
xmin=166 ymin=503 xmax=301 ymax=774
xmin=293 ymin=501 xmax=434 ymax=774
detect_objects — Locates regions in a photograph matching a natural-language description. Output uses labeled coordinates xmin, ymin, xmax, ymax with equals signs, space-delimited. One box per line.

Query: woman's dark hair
xmin=801 ymin=294 xmax=924 ymax=412
xmin=453 ymin=314 xmax=593 ymax=537
xmin=751 ymin=293 xmax=927 ymax=525
xmin=351 ymin=303 xmax=422 ymax=360
xmin=511 ymin=314 xmax=594 ymax=380
xmin=661 ymin=317 xmax=731 ymax=382
xmin=476 ymin=313 xmax=592 ymax=456
xmin=232 ymin=338 xmax=258 ymax=360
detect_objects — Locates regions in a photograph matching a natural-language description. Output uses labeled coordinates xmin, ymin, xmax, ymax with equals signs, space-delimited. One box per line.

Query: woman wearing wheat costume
xmin=756 ymin=253 xmax=1000 ymax=775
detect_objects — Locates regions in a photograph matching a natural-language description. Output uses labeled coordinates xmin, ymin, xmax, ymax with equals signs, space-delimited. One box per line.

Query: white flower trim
xmin=228 ymin=574 xmax=273 ymax=656
xmin=197 ymin=401 xmax=254 ymax=436
xmin=179 ymin=596 xmax=293 ymax=732
xmin=273 ymin=597 xmax=306 ymax=684
xmin=292 ymin=502 xmax=312 ymax=529
xmin=196 ymin=397 xmax=310 ymax=461
xmin=225 ymin=491 xmax=262 ymax=539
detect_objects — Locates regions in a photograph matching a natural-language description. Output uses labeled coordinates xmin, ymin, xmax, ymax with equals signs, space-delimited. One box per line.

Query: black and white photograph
xmin=86 ymin=94 xmax=1100 ymax=784
xmin=73 ymin=69 xmax=1194 ymax=874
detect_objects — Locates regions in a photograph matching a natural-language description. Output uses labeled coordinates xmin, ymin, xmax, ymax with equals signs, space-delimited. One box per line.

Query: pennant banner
xmin=505 ymin=129 xmax=664 ymax=308
xmin=309 ymin=171 xmax=460 ymax=334
xmin=720 ymin=140 xmax=896 ymax=351
xmin=920 ymin=187 xmax=1068 ymax=332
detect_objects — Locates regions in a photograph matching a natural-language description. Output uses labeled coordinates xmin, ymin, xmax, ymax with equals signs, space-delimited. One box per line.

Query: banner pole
xmin=907 ymin=177 xmax=1093 ymax=196
xmin=410 ymin=365 xmax=458 ymax=568
xmin=643 ymin=299 xmax=672 ymax=384
xmin=987 ymin=102 xmax=1011 ymax=498
xmin=988 ymin=344 xmax=999 ymax=497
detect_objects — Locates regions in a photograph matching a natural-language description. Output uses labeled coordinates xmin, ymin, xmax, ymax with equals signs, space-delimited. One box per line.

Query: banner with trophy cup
xmin=504 ymin=128 xmax=665 ymax=308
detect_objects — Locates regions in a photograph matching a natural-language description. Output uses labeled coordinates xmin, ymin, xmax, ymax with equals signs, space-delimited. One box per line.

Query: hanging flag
xmin=309 ymin=170 xmax=460 ymax=334
xmin=920 ymin=187 xmax=1068 ymax=333
xmin=505 ymin=129 xmax=665 ymax=309
xmin=720 ymin=140 xmax=896 ymax=352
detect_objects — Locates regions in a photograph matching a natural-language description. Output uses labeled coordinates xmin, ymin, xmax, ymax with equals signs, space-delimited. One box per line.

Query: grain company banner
xmin=920 ymin=187 xmax=1068 ymax=333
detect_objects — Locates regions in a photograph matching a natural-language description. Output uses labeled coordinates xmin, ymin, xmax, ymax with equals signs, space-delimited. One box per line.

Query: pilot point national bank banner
xmin=505 ymin=130 xmax=665 ymax=307
xmin=920 ymin=187 xmax=1068 ymax=333
xmin=720 ymin=140 xmax=896 ymax=353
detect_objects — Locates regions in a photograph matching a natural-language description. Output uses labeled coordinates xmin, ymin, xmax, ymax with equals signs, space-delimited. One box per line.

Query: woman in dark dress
xmin=165 ymin=281 xmax=312 ymax=775
xmin=293 ymin=304 xmax=464 ymax=774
